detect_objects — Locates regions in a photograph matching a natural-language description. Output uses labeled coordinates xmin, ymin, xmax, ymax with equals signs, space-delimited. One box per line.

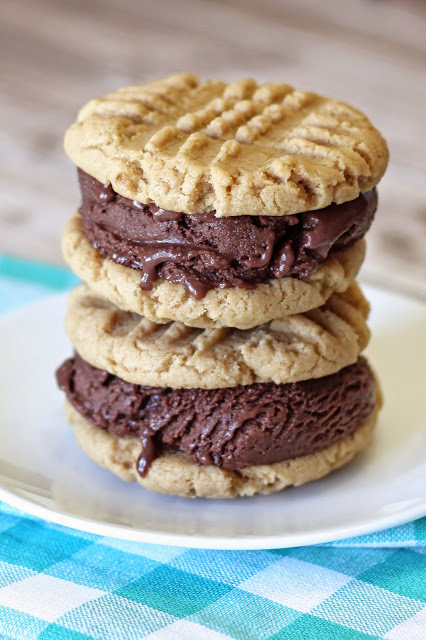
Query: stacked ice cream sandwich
xmin=57 ymin=74 xmax=388 ymax=498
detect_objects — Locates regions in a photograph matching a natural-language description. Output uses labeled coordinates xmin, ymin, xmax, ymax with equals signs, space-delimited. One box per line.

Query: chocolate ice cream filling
xmin=78 ymin=169 xmax=377 ymax=299
xmin=57 ymin=354 xmax=376 ymax=476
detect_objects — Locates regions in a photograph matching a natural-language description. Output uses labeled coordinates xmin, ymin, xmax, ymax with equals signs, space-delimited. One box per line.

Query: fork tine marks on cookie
xmin=65 ymin=75 xmax=388 ymax=216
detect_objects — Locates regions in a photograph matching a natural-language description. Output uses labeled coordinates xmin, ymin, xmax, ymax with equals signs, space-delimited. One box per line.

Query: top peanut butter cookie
xmin=64 ymin=74 xmax=388 ymax=217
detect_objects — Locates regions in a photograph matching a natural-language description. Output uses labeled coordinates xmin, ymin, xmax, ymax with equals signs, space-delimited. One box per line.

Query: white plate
xmin=0 ymin=284 xmax=425 ymax=550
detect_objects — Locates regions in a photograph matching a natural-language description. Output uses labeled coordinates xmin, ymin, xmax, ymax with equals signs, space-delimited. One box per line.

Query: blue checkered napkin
xmin=0 ymin=255 xmax=78 ymax=314
xmin=0 ymin=257 xmax=425 ymax=640
xmin=0 ymin=506 xmax=425 ymax=640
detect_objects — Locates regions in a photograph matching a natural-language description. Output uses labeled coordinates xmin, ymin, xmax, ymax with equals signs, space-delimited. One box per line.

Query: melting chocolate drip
xmin=57 ymin=354 xmax=376 ymax=475
xmin=137 ymin=430 xmax=157 ymax=476
xmin=77 ymin=169 xmax=377 ymax=300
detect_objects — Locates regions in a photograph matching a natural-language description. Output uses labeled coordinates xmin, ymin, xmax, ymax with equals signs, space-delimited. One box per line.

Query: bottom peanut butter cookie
xmin=66 ymin=400 xmax=380 ymax=499
xmin=62 ymin=213 xmax=366 ymax=329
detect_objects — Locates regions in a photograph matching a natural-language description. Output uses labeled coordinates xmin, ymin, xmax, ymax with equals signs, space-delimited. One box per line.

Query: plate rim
xmin=1 ymin=486 xmax=425 ymax=550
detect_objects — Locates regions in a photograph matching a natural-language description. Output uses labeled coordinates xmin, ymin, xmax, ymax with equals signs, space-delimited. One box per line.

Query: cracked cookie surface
xmin=65 ymin=74 xmax=388 ymax=217
xmin=66 ymin=282 xmax=370 ymax=388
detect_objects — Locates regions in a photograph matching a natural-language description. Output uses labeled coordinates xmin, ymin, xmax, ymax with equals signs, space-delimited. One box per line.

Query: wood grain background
xmin=1 ymin=0 xmax=425 ymax=297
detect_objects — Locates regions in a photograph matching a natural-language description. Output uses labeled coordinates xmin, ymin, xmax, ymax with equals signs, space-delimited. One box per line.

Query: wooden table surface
xmin=1 ymin=0 xmax=425 ymax=298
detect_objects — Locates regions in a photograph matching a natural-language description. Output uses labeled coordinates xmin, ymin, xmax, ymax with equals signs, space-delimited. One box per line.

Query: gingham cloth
xmin=0 ymin=255 xmax=425 ymax=640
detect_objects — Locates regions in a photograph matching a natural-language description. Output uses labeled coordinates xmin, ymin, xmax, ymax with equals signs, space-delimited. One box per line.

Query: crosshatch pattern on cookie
xmin=65 ymin=74 xmax=389 ymax=216
xmin=66 ymin=282 xmax=370 ymax=388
